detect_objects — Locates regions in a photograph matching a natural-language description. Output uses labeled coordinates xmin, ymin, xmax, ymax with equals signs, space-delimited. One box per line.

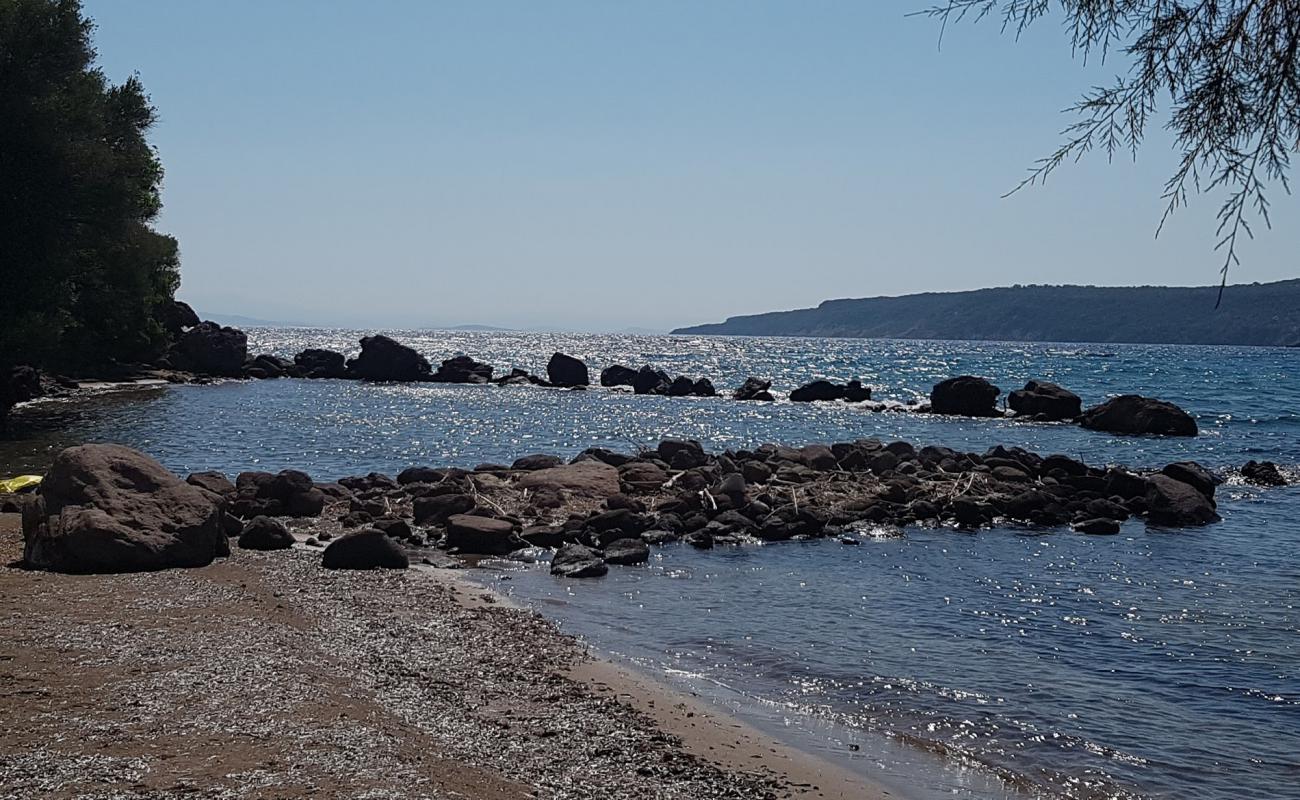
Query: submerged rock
xmin=22 ymin=444 xmax=227 ymax=573
xmin=1079 ymin=395 xmax=1197 ymax=436
xmin=733 ymin=377 xmax=775 ymax=402
xmin=1242 ymin=460 xmax=1287 ymax=486
xmin=550 ymin=543 xmax=608 ymax=578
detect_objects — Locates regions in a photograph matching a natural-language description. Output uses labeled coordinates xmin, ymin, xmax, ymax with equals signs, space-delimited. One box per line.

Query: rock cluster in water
xmin=13 ymin=440 xmax=1291 ymax=576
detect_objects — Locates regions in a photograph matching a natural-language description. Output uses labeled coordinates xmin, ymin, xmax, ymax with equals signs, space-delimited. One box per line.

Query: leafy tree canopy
xmin=0 ymin=0 xmax=179 ymax=369
xmin=922 ymin=1 xmax=1300 ymax=303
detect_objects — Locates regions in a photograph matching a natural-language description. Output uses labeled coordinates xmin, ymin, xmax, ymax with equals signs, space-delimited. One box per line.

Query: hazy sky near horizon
xmin=84 ymin=1 xmax=1298 ymax=331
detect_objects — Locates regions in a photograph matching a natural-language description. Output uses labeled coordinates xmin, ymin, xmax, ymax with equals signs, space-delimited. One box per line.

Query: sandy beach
xmin=0 ymin=513 xmax=886 ymax=800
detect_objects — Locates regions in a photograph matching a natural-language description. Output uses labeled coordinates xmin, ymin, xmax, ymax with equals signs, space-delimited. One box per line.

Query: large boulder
xmin=518 ymin=461 xmax=620 ymax=498
xmin=2 ymin=364 xmax=42 ymax=418
xmin=600 ymin=364 xmax=639 ymax=388
xmin=228 ymin=468 xmax=326 ymax=518
xmin=632 ymin=366 xmax=672 ymax=395
xmin=930 ymin=376 xmax=1002 ymax=417
xmin=21 ymin=444 xmax=227 ymax=573
xmin=546 ymin=352 xmax=589 ymax=387
xmin=294 ymin=348 xmax=348 ymax=378
xmin=550 ymin=543 xmax=608 ymax=578
xmin=347 ymin=335 xmax=431 ymax=382
xmin=444 ymin=514 xmax=522 ymax=555
xmin=1079 ymin=395 xmax=1197 ymax=436
xmin=1160 ymin=461 xmax=1221 ymax=499
xmin=789 ymin=380 xmax=844 ymax=403
xmin=322 ymin=528 xmax=409 ymax=569
xmin=431 ymin=355 xmax=494 ymax=383
xmin=172 ymin=321 xmax=248 ymax=377
xmin=603 ymin=538 xmax=650 ymax=565
xmin=1145 ymin=474 xmax=1220 ymax=526
xmin=733 ymin=377 xmax=774 ymax=402
xmin=1008 ymin=380 xmax=1082 ymax=421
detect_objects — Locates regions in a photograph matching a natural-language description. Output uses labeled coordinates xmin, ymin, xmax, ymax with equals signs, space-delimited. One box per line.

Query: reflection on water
xmin=2 ymin=331 xmax=1297 ymax=799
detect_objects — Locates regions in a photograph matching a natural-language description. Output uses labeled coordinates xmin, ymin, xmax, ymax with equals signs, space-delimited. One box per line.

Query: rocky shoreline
xmin=0 ymin=514 xmax=880 ymax=800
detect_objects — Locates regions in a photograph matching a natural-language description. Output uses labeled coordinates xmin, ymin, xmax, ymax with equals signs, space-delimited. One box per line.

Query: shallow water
xmin=3 ymin=331 xmax=1297 ymax=799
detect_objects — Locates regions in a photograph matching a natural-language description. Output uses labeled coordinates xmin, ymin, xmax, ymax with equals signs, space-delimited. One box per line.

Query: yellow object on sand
xmin=0 ymin=475 xmax=42 ymax=493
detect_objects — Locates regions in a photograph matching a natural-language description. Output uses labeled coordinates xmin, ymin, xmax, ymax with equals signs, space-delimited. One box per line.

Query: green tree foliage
xmin=0 ymin=0 xmax=179 ymax=369
xmin=920 ymin=1 xmax=1300 ymax=303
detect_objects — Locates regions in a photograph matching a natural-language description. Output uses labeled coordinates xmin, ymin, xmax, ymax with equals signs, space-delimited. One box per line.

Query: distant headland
xmin=672 ymin=279 xmax=1300 ymax=346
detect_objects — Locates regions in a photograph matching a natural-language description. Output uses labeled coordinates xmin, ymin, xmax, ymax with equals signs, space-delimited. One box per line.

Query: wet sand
xmin=0 ymin=513 xmax=888 ymax=800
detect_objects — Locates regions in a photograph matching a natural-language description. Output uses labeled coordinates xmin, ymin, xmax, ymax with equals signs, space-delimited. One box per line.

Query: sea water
xmin=3 ymin=331 xmax=1296 ymax=799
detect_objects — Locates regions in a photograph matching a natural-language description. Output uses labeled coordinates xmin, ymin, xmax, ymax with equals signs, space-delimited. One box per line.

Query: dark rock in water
xmin=546 ymin=352 xmax=589 ymax=387
xmin=930 ymin=376 xmax=1002 ymax=417
xmin=641 ymin=529 xmax=679 ymax=545
xmin=444 ymin=514 xmax=522 ymax=555
xmin=1160 ymin=461 xmax=1221 ymax=500
xmin=431 ymin=355 xmax=494 ymax=383
xmin=1242 ymin=460 xmax=1287 ymax=486
xmin=632 ymin=366 xmax=672 ymax=395
xmin=1104 ymin=468 xmax=1150 ymax=501
xmin=1008 ymin=381 xmax=1082 ymax=421
xmin=21 ymin=444 xmax=226 ymax=573
xmin=347 ymin=335 xmax=431 ymax=382
xmin=551 ymin=543 xmax=608 ymax=577
xmin=238 ymin=516 xmax=294 ymax=550
xmin=512 ymin=454 xmax=564 ymax=471
xmin=691 ymin=377 xmax=717 ymax=397
xmin=600 ymin=364 xmax=639 ymax=388
xmin=322 ymin=528 xmax=409 ymax=570
xmin=790 ymin=380 xmax=844 ymax=403
xmin=247 ymin=353 xmax=293 ymax=379
xmin=172 ymin=321 xmax=248 ymax=377
xmin=1079 ymin=395 xmax=1197 ymax=436
xmin=1074 ymin=518 xmax=1121 ymax=535
xmin=1145 ymin=474 xmax=1221 ymax=526
xmin=294 ymin=348 xmax=348 ymax=378
xmin=2 ymin=364 xmax=43 ymax=417
xmin=413 ymin=493 xmax=475 ymax=525
xmin=159 ymin=299 xmax=200 ymax=335
xmin=842 ymin=380 xmax=872 ymax=403
xmin=186 ymin=470 xmax=235 ymax=498
xmin=683 ymin=530 xmax=714 ymax=549
xmin=603 ymin=537 xmax=650 ymax=565
xmin=733 ymin=377 xmax=775 ymax=402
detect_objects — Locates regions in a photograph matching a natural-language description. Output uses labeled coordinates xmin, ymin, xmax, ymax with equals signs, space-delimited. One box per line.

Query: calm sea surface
xmin=3 ymin=330 xmax=1297 ymax=800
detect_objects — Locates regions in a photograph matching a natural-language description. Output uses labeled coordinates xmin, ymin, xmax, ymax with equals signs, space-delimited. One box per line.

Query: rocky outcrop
xmin=1008 ymin=380 xmax=1081 ymax=421
xmin=733 ymin=377 xmax=774 ymax=402
xmin=2 ymin=364 xmax=42 ymax=419
xmin=632 ymin=366 xmax=671 ymax=395
xmin=347 ymin=335 xmax=431 ymax=382
xmin=431 ymin=355 xmax=494 ymax=384
xmin=600 ymin=365 xmax=638 ymax=388
xmin=789 ymin=380 xmax=871 ymax=403
xmin=245 ymin=354 xmax=294 ymax=379
xmin=321 ymin=528 xmax=409 ymax=569
xmin=158 ymin=300 xmax=200 ymax=335
xmin=929 ymin=376 xmax=1002 ymax=417
xmin=551 ymin=543 xmax=608 ymax=578
xmin=294 ymin=348 xmax=348 ymax=378
xmin=546 ymin=353 xmax=589 ymax=387
xmin=21 ymin=444 xmax=227 ymax=573
xmin=229 ymin=469 xmax=326 ymax=518
xmin=171 ymin=321 xmax=248 ymax=377
xmin=1079 ymin=395 xmax=1197 ymax=436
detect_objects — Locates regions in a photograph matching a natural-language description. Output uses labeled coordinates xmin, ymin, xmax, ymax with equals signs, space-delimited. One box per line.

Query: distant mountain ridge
xmin=672 ymin=280 xmax=1300 ymax=346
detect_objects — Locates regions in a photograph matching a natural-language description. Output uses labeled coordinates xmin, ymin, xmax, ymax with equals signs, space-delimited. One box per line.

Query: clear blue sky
xmin=83 ymin=0 xmax=1298 ymax=331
